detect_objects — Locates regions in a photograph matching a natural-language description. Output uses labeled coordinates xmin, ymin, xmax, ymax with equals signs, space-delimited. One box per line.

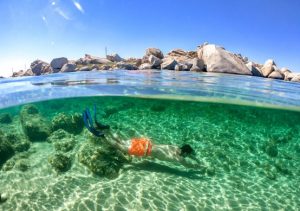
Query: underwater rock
xmin=51 ymin=113 xmax=84 ymax=135
xmin=2 ymin=151 xmax=32 ymax=171
xmin=48 ymin=153 xmax=72 ymax=172
xmin=14 ymin=159 xmax=30 ymax=172
xmin=0 ymin=132 xmax=15 ymax=167
xmin=78 ymin=142 xmax=129 ymax=178
xmin=150 ymin=105 xmax=166 ymax=112
xmin=5 ymin=133 xmax=31 ymax=153
xmin=0 ymin=113 xmax=12 ymax=124
xmin=295 ymin=144 xmax=300 ymax=154
xmin=47 ymin=129 xmax=71 ymax=142
xmin=262 ymin=163 xmax=277 ymax=180
xmin=274 ymin=160 xmax=292 ymax=176
xmin=48 ymin=129 xmax=76 ymax=152
xmin=265 ymin=169 xmax=277 ymax=180
xmin=0 ymin=140 xmax=14 ymax=166
xmin=0 ymin=192 xmax=8 ymax=203
xmin=264 ymin=142 xmax=278 ymax=157
xmin=205 ymin=166 xmax=216 ymax=176
xmin=271 ymin=129 xmax=293 ymax=144
xmin=53 ymin=139 xmax=75 ymax=152
xmin=12 ymin=140 xmax=31 ymax=153
xmin=23 ymin=104 xmax=39 ymax=114
xmin=20 ymin=104 xmax=51 ymax=142
xmin=2 ymin=159 xmax=15 ymax=171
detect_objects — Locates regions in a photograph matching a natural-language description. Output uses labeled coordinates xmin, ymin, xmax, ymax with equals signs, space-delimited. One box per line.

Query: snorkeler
xmin=83 ymin=106 xmax=202 ymax=169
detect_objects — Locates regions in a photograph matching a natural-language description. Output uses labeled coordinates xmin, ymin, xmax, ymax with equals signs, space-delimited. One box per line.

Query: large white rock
xmin=291 ymin=74 xmax=300 ymax=82
xmin=50 ymin=57 xmax=68 ymax=70
xmin=146 ymin=48 xmax=164 ymax=59
xmin=246 ymin=62 xmax=263 ymax=77
xmin=116 ymin=62 xmax=138 ymax=70
xmin=197 ymin=44 xmax=252 ymax=75
xmin=189 ymin=58 xmax=205 ymax=72
xmin=260 ymin=59 xmax=276 ymax=77
xmin=91 ymin=58 xmax=111 ymax=64
xmin=61 ymin=63 xmax=76 ymax=72
xmin=106 ymin=53 xmax=123 ymax=62
xmin=148 ymin=55 xmax=162 ymax=68
xmin=175 ymin=63 xmax=190 ymax=71
xmin=161 ymin=58 xmax=178 ymax=70
xmin=139 ymin=63 xmax=152 ymax=70
xmin=281 ymin=67 xmax=291 ymax=75
xmin=268 ymin=70 xmax=284 ymax=80
xmin=30 ymin=60 xmax=51 ymax=76
xmin=284 ymin=72 xmax=297 ymax=81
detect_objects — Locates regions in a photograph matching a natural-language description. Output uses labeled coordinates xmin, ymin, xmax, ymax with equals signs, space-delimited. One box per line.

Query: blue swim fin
xmin=82 ymin=107 xmax=106 ymax=137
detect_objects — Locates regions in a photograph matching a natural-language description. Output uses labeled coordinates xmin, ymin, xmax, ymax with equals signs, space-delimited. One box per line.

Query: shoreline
xmin=4 ymin=42 xmax=300 ymax=83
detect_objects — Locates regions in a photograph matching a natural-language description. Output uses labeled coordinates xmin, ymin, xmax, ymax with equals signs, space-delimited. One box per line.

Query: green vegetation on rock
xmin=0 ymin=130 xmax=14 ymax=167
xmin=0 ymin=113 xmax=12 ymax=124
xmin=47 ymin=129 xmax=75 ymax=152
xmin=78 ymin=139 xmax=130 ymax=178
xmin=51 ymin=113 xmax=83 ymax=135
xmin=20 ymin=104 xmax=51 ymax=142
xmin=48 ymin=153 xmax=72 ymax=172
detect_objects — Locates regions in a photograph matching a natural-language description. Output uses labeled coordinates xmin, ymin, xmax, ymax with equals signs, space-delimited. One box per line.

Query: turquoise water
xmin=1 ymin=71 xmax=300 ymax=210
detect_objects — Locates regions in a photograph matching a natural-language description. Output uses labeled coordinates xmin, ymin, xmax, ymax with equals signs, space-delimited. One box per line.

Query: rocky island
xmin=9 ymin=43 xmax=300 ymax=82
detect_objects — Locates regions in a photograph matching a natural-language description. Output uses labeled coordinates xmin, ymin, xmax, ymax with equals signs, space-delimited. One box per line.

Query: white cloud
xmin=73 ymin=1 xmax=84 ymax=14
xmin=55 ymin=8 xmax=70 ymax=20
xmin=41 ymin=15 xmax=48 ymax=25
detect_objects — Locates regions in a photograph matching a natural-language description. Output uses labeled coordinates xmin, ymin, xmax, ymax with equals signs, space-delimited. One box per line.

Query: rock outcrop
xmin=9 ymin=43 xmax=299 ymax=83
xmin=0 ymin=130 xmax=15 ymax=167
xmin=30 ymin=60 xmax=52 ymax=76
xmin=116 ymin=62 xmax=138 ymax=70
xmin=261 ymin=59 xmax=276 ymax=77
xmin=161 ymin=58 xmax=178 ymax=70
xmin=197 ymin=44 xmax=252 ymax=75
xmin=268 ymin=70 xmax=284 ymax=80
xmin=146 ymin=48 xmax=164 ymax=59
xmin=51 ymin=112 xmax=83 ymax=135
xmin=149 ymin=55 xmax=162 ymax=68
xmin=190 ymin=58 xmax=205 ymax=72
xmin=78 ymin=140 xmax=130 ymax=178
xmin=50 ymin=57 xmax=68 ymax=72
xmin=61 ymin=63 xmax=76 ymax=72
xmin=0 ymin=113 xmax=12 ymax=124
xmin=107 ymin=53 xmax=123 ymax=62
xmin=246 ymin=62 xmax=263 ymax=77
xmin=20 ymin=104 xmax=51 ymax=142
xmin=139 ymin=63 xmax=152 ymax=70
xmin=291 ymin=74 xmax=300 ymax=82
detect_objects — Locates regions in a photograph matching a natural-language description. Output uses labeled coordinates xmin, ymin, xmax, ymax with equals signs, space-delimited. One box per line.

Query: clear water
xmin=0 ymin=70 xmax=300 ymax=210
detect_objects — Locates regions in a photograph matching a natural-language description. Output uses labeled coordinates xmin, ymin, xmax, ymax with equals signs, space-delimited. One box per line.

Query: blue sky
xmin=0 ymin=0 xmax=300 ymax=76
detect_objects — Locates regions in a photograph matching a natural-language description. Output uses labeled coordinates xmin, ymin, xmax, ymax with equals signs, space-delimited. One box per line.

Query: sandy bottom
xmin=0 ymin=96 xmax=300 ymax=210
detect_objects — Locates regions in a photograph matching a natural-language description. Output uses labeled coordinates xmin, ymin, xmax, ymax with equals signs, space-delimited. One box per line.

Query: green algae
xmin=0 ymin=96 xmax=300 ymax=210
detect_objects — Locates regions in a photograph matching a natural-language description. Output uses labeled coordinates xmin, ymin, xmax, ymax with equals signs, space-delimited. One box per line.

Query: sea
xmin=0 ymin=70 xmax=300 ymax=210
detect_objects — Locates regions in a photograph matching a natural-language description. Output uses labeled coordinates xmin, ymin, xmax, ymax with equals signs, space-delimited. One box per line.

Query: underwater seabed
xmin=0 ymin=96 xmax=300 ymax=210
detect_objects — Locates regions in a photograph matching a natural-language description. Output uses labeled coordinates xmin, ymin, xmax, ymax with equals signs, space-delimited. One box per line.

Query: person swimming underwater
xmin=83 ymin=106 xmax=202 ymax=169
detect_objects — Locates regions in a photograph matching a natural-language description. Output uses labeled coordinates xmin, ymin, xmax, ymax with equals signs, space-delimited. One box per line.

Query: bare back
xmin=150 ymin=144 xmax=182 ymax=163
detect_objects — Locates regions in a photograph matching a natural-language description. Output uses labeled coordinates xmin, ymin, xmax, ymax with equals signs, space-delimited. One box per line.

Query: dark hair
xmin=180 ymin=144 xmax=194 ymax=157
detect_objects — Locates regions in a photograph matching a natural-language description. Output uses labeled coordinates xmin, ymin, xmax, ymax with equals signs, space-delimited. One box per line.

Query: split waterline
xmin=0 ymin=70 xmax=300 ymax=210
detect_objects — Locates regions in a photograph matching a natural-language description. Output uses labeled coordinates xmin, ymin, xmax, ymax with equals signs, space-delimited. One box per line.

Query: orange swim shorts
xmin=128 ymin=138 xmax=152 ymax=157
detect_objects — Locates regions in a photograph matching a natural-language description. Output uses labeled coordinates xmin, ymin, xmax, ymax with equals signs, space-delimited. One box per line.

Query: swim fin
xmin=82 ymin=107 xmax=108 ymax=137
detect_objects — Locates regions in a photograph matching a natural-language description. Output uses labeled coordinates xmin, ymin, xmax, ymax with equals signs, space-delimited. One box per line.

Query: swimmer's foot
xmin=82 ymin=105 xmax=109 ymax=137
